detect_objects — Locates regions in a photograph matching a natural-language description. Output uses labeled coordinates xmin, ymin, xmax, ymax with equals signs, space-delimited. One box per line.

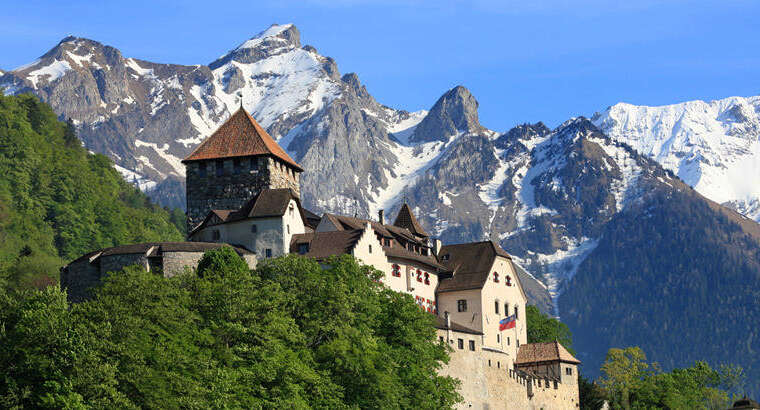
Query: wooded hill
xmin=0 ymin=94 xmax=184 ymax=288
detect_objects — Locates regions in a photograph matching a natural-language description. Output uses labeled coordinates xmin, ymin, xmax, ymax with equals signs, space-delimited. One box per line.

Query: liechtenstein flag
xmin=499 ymin=315 xmax=516 ymax=331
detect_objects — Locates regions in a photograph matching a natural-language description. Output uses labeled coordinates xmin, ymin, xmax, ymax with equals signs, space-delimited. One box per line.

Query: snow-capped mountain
xmin=4 ymin=23 xmax=760 ymax=383
xmin=593 ymin=96 xmax=760 ymax=221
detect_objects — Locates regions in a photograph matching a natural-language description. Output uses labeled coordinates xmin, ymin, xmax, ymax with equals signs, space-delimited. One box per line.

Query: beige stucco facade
xmin=192 ymin=198 xmax=306 ymax=258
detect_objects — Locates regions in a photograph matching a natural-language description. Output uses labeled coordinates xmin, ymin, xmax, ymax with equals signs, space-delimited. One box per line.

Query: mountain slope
xmin=0 ymin=94 xmax=183 ymax=287
xmin=4 ymin=25 xmax=760 ymax=383
xmin=593 ymin=96 xmax=760 ymax=221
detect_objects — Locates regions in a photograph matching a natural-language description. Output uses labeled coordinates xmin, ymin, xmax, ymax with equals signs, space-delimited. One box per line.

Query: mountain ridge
xmin=3 ymin=25 xmax=760 ymax=385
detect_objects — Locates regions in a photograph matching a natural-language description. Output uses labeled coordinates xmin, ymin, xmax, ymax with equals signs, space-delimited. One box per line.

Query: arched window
xmin=493 ymin=272 xmax=499 ymax=283
xmin=424 ymin=272 xmax=430 ymax=285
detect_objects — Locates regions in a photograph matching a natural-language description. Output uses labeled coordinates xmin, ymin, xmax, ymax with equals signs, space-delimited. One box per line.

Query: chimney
xmin=378 ymin=209 xmax=384 ymax=225
xmin=432 ymin=238 xmax=442 ymax=256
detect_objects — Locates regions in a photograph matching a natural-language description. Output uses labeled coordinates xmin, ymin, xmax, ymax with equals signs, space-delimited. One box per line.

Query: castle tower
xmin=182 ymin=106 xmax=302 ymax=232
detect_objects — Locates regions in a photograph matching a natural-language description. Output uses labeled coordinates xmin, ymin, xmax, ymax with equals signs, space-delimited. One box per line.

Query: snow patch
xmin=27 ymin=60 xmax=72 ymax=87
xmin=134 ymin=140 xmax=185 ymax=176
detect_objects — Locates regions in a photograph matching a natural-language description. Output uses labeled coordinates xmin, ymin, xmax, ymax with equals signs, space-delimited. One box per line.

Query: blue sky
xmin=1 ymin=0 xmax=759 ymax=130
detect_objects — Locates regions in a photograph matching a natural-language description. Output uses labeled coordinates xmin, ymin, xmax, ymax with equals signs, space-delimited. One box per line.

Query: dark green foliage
xmin=560 ymin=183 xmax=760 ymax=391
xmin=525 ymin=304 xmax=574 ymax=354
xmin=0 ymin=252 xmax=461 ymax=408
xmin=196 ymin=245 xmax=248 ymax=278
xmin=578 ymin=374 xmax=606 ymax=410
xmin=597 ymin=347 xmax=742 ymax=409
xmin=0 ymin=94 xmax=182 ymax=288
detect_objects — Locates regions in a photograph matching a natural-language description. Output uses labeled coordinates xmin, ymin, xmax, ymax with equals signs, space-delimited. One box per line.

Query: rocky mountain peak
xmin=410 ymin=85 xmax=483 ymax=143
xmin=209 ymin=23 xmax=300 ymax=69
xmin=495 ymin=122 xmax=551 ymax=149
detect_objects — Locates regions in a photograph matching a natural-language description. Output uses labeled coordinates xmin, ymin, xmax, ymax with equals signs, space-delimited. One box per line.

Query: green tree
xmin=0 ymin=94 xmax=182 ymax=289
xmin=525 ymin=304 xmax=574 ymax=354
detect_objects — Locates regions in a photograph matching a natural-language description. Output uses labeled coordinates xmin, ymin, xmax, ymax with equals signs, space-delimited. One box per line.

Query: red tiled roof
xmin=182 ymin=106 xmax=302 ymax=170
xmin=515 ymin=341 xmax=581 ymax=365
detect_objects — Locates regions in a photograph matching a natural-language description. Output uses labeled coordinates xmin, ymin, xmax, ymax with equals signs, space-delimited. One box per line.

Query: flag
xmin=499 ymin=315 xmax=516 ymax=331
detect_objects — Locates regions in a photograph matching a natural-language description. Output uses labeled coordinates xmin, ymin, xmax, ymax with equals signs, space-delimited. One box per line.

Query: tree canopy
xmin=0 ymin=94 xmax=183 ymax=289
xmin=0 ymin=251 xmax=461 ymax=408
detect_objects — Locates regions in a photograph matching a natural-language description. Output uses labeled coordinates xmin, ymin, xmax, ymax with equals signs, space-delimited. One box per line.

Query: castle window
xmin=416 ymin=269 xmax=422 ymax=282
xmin=506 ymin=275 xmax=512 ymax=286
xmin=495 ymin=301 xmax=499 ymax=314
xmin=298 ymin=243 xmax=309 ymax=255
xmin=457 ymin=299 xmax=467 ymax=312
xmin=215 ymin=160 xmax=224 ymax=176
xmin=198 ymin=162 xmax=207 ymax=177
xmin=565 ymin=367 xmax=572 ymax=375
xmin=368 ymin=245 xmax=372 ymax=254
xmin=265 ymin=248 xmax=272 ymax=258
xmin=488 ymin=360 xmax=491 ymax=367
xmin=233 ymin=158 xmax=242 ymax=175
xmin=469 ymin=340 xmax=475 ymax=351
xmin=287 ymin=224 xmax=290 ymax=234
xmin=439 ymin=336 xmax=444 ymax=343
xmin=505 ymin=303 xmax=509 ymax=316
xmin=457 ymin=338 xmax=464 ymax=349
xmin=384 ymin=238 xmax=391 ymax=246
xmin=507 ymin=337 xmax=510 ymax=345
xmin=289 ymin=204 xmax=294 ymax=217
xmin=424 ymin=272 xmax=430 ymax=285
xmin=212 ymin=230 xmax=220 ymax=241
xmin=497 ymin=334 xmax=500 ymax=343
xmin=554 ymin=380 xmax=558 ymax=389
xmin=514 ymin=305 xmax=519 ymax=319
xmin=493 ymin=272 xmax=499 ymax=283
xmin=391 ymin=264 xmax=401 ymax=277
xmin=497 ymin=361 xmax=500 ymax=369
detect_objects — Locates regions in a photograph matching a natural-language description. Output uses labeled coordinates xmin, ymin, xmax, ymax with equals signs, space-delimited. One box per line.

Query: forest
xmin=0 ymin=93 xmax=185 ymax=289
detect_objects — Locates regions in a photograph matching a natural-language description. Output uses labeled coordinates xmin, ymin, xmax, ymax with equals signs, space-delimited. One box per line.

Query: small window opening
xmin=457 ymin=299 xmax=467 ymax=312
xmin=215 ymin=159 xmax=224 ymax=176
xmin=457 ymin=339 xmax=464 ymax=349
xmin=298 ymin=243 xmax=309 ymax=255
xmin=468 ymin=340 xmax=475 ymax=351
xmin=265 ymin=248 xmax=272 ymax=258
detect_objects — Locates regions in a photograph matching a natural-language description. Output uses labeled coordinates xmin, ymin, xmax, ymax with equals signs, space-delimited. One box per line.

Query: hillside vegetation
xmin=0 ymin=251 xmax=460 ymax=408
xmin=0 ymin=94 xmax=183 ymax=288
xmin=560 ymin=182 xmax=760 ymax=392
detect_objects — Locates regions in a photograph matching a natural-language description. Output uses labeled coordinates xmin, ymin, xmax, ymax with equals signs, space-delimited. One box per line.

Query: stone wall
xmin=185 ymin=155 xmax=300 ymax=231
xmin=438 ymin=328 xmax=579 ymax=409
xmin=61 ymin=257 xmax=102 ymax=303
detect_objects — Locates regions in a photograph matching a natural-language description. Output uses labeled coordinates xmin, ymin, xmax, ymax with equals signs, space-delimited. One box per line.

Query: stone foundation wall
xmin=438 ymin=329 xmax=579 ymax=409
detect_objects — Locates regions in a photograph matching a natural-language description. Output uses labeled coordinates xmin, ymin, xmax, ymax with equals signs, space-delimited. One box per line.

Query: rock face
xmin=410 ymin=86 xmax=483 ymax=143
xmin=593 ymin=96 xmax=760 ymax=221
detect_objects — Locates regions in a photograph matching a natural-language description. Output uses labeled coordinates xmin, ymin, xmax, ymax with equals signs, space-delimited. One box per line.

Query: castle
xmin=62 ymin=106 xmax=581 ymax=409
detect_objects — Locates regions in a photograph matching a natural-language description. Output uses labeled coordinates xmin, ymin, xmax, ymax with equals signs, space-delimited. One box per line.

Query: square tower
xmin=182 ymin=107 xmax=302 ymax=233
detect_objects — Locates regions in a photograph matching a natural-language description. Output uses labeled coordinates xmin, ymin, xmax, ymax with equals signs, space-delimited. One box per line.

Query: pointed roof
xmin=182 ymin=107 xmax=302 ymax=171
xmin=393 ymin=203 xmax=429 ymax=238
xmin=515 ymin=341 xmax=581 ymax=365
